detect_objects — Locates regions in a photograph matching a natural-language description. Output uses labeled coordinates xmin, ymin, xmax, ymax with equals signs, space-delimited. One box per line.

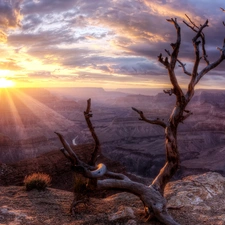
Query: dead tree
xmin=56 ymin=15 xmax=225 ymax=225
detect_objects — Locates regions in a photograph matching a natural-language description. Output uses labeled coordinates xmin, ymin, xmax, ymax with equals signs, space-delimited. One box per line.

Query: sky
xmin=0 ymin=0 xmax=225 ymax=90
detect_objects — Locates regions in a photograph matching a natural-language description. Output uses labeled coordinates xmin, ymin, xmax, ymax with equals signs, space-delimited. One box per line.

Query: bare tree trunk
xmin=97 ymin=178 xmax=179 ymax=225
xmin=152 ymin=125 xmax=179 ymax=194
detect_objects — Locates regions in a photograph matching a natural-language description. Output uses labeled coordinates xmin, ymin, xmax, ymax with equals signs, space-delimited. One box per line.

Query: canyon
xmin=0 ymin=87 xmax=225 ymax=179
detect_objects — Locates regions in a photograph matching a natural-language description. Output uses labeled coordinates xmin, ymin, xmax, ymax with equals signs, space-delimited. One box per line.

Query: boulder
xmin=108 ymin=206 xmax=135 ymax=221
xmin=165 ymin=172 xmax=225 ymax=209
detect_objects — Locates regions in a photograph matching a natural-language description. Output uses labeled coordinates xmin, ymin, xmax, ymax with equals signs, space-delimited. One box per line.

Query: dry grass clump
xmin=24 ymin=172 xmax=51 ymax=191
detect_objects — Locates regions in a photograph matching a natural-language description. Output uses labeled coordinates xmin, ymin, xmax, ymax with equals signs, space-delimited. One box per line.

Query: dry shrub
xmin=24 ymin=172 xmax=51 ymax=191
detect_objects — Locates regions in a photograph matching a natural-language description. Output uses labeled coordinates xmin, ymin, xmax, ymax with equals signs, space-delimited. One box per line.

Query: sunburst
xmin=0 ymin=78 xmax=15 ymax=88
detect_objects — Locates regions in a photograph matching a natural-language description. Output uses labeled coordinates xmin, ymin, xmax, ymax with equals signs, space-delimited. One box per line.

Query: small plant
xmin=24 ymin=172 xmax=51 ymax=191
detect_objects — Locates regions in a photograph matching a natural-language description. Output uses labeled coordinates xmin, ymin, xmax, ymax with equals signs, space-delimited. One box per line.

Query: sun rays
xmin=0 ymin=88 xmax=74 ymax=143
xmin=14 ymin=89 xmax=74 ymax=131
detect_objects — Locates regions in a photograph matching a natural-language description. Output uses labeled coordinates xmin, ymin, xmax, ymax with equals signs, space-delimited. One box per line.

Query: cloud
xmin=22 ymin=0 xmax=79 ymax=15
xmin=26 ymin=46 xmax=95 ymax=68
xmin=28 ymin=71 xmax=61 ymax=80
xmin=0 ymin=0 xmax=23 ymax=42
xmin=0 ymin=59 xmax=22 ymax=70
xmin=28 ymin=71 xmax=51 ymax=78
xmin=8 ymin=28 xmax=77 ymax=47
xmin=2 ymin=0 xmax=225 ymax=89
xmin=0 ymin=30 xmax=7 ymax=42
xmin=0 ymin=0 xmax=22 ymax=28
xmin=22 ymin=14 xmax=42 ymax=31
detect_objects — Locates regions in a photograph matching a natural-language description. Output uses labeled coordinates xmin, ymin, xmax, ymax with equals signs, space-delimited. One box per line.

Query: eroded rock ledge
xmin=0 ymin=172 xmax=225 ymax=225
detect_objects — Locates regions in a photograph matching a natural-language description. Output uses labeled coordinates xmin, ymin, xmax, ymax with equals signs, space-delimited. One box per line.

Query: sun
xmin=0 ymin=78 xmax=15 ymax=88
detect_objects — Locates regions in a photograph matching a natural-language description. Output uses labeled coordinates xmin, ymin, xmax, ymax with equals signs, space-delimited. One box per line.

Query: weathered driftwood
xmin=56 ymin=15 xmax=225 ymax=225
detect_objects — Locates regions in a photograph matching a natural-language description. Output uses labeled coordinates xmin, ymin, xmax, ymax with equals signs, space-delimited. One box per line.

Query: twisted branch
xmin=132 ymin=107 xmax=167 ymax=128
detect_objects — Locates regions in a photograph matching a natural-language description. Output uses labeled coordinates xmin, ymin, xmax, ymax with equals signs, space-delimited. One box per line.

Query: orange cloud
xmin=0 ymin=60 xmax=22 ymax=71
xmin=0 ymin=31 xmax=7 ymax=42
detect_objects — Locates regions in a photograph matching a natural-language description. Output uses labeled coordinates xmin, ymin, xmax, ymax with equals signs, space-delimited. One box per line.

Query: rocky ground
xmin=1 ymin=172 xmax=225 ymax=225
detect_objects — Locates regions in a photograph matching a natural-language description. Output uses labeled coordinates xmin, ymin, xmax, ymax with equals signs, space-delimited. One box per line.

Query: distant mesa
xmin=48 ymin=87 xmax=106 ymax=99
xmin=116 ymin=88 xmax=163 ymax=96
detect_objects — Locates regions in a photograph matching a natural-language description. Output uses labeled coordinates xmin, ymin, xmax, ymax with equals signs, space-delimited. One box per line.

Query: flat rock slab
xmin=165 ymin=172 xmax=225 ymax=225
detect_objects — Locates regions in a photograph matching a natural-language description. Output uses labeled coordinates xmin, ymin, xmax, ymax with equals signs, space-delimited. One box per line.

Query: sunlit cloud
xmin=0 ymin=59 xmax=22 ymax=70
xmin=0 ymin=0 xmax=22 ymax=28
xmin=0 ymin=0 xmax=224 ymax=89
xmin=0 ymin=0 xmax=23 ymax=43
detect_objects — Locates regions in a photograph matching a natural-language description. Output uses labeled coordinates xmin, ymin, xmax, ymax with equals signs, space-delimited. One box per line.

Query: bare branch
xmin=55 ymin=132 xmax=97 ymax=173
xmin=165 ymin=49 xmax=191 ymax=76
xmin=159 ymin=18 xmax=185 ymax=101
xmin=195 ymin=38 xmax=225 ymax=85
xmin=185 ymin=14 xmax=200 ymax=30
xmin=201 ymin=32 xmax=210 ymax=65
xmin=83 ymin=163 xmax=107 ymax=178
xmin=60 ymin=147 xmax=74 ymax=164
xmin=184 ymin=16 xmax=211 ymax=101
xmin=158 ymin=53 xmax=169 ymax=68
xmin=183 ymin=20 xmax=198 ymax=32
xmin=165 ymin=49 xmax=170 ymax=56
xmin=220 ymin=7 xmax=225 ymax=26
xmin=193 ymin=20 xmax=209 ymax=66
xmin=184 ymin=16 xmax=210 ymax=66
xmin=192 ymin=39 xmax=201 ymax=78
xmin=105 ymin=171 xmax=131 ymax=181
xmin=84 ymin=98 xmax=101 ymax=166
xmin=55 ymin=132 xmax=81 ymax=165
xmin=178 ymin=63 xmax=192 ymax=76
xmin=132 ymin=107 xmax=167 ymax=128
xmin=97 ymin=179 xmax=180 ymax=225
xmin=163 ymin=89 xmax=174 ymax=96
xmin=192 ymin=20 xmax=209 ymax=73
xmin=167 ymin=18 xmax=181 ymax=70
xmin=180 ymin=111 xmax=193 ymax=123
